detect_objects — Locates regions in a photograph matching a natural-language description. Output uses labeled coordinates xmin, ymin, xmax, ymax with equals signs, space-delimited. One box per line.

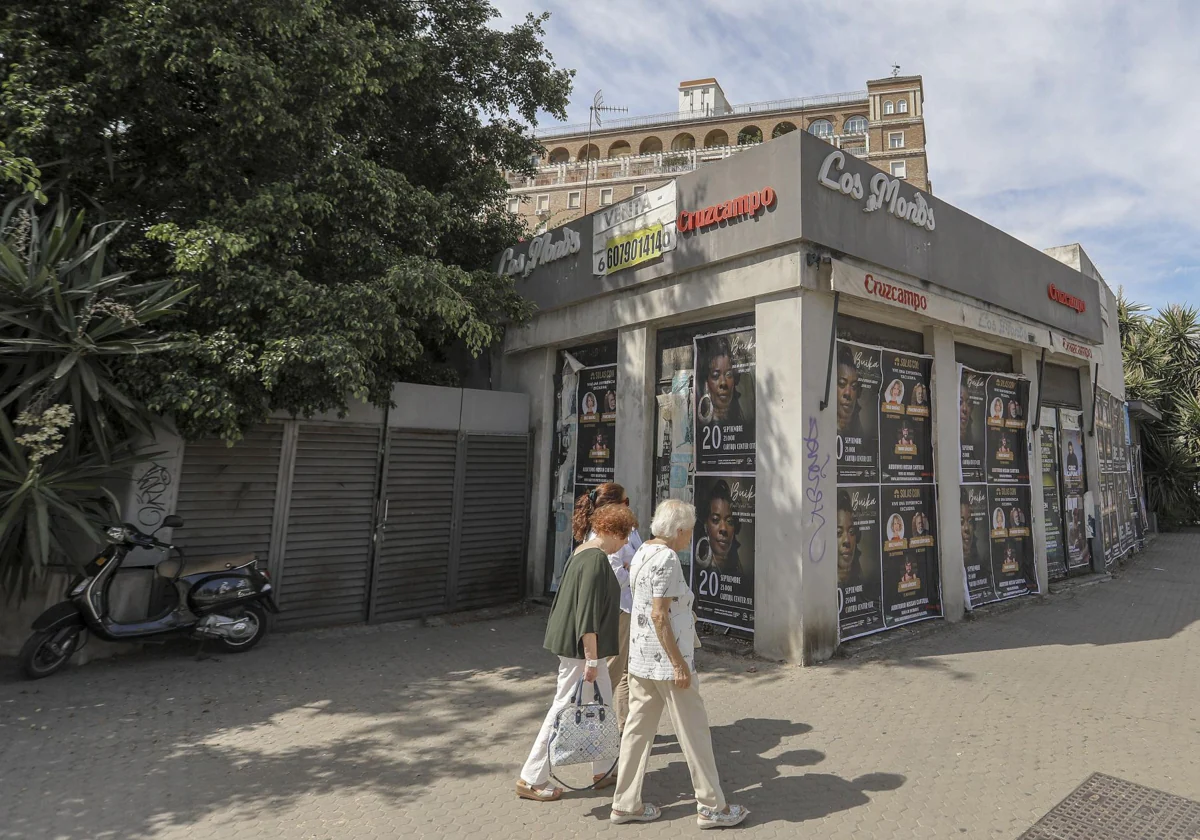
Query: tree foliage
xmin=1119 ymin=292 xmax=1200 ymax=527
xmin=1 ymin=1 xmax=571 ymax=441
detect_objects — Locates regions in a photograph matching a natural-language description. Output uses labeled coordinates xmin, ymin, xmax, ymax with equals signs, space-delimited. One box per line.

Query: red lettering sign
xmin=1058 ymin=337 xmax=1094 ymax=360
xmin=677 ymin=187 xmax=776 ymax=234
xmin=1048 ymin=283 xmax=1086 ymax=313
xmin=862 ymin=273 xmax=928 ymax=312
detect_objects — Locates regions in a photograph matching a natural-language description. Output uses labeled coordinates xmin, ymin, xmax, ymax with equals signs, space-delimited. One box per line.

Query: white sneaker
xmin=697 ymin=804 xmax=750 ymax=829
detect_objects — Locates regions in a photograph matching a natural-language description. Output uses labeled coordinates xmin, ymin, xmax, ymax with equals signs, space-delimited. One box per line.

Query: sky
xmin=492 ymin=0 xmax=1199 ymax=311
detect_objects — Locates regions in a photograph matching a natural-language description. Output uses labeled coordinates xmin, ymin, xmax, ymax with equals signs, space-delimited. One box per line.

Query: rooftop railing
xmin=507 ymin=134 xmax=869 ymax=189
xmin=532 ymin=90 xmax=870 ymax=140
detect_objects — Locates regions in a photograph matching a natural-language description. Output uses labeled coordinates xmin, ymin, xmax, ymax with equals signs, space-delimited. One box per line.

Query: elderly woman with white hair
xmin=609 ymin=499 xmax=749 ymax=829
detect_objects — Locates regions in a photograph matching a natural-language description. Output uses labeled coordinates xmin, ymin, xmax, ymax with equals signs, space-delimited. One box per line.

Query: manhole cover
xmin=1018 ymin=773 xmax=1200 ymax=840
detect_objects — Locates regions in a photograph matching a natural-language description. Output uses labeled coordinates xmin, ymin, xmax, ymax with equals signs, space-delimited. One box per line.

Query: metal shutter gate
xmin=455 ymin=434 xmax=531 ymax=610
xmin=369 ymin=431 xmax=458 ymax=622
xmin=275 ymin=424 xmax=381 ymax=630
xmin=172 ymin=424 xmax=284 ymax=564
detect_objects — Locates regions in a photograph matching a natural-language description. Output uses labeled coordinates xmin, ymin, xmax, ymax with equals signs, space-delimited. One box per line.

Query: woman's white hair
xmin=650 ymin=499 xmax=696 ymax=538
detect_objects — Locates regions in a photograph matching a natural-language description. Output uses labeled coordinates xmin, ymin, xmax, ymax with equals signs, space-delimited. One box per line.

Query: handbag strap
xmin=569 ymin=677 xmax=604 ymax=707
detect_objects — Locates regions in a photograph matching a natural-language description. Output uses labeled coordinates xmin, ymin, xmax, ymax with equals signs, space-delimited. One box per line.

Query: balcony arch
xmin=607 ymin=140 xmax=632 ymax=158
xmin=577 ymin=143 xmax=600 ymax=161
xmin=737 ymin=125 xmax=763 ymax=145
xmin=808 ymin=119 xmax=833 ymax=138
xmin=547 ymin=147 xmax=570 ymax=164
xmin=704 ymin=128 xmax=729 ymax=148
xmin=771 ymin=121 xmax=797 ymax=139
xmin=844 ymin=115 xmax=868 ymax=134
xmin=639 ymin=136 xmax=663 ymax=155
xmin=671 ymin=132 xmax=696 ymax=151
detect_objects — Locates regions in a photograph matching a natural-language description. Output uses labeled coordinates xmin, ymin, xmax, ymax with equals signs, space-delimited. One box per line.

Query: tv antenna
xmin=582 ymin=90 xmax=628 ymax=215
xmin=891 ymin=64 xmax=901 ymax=77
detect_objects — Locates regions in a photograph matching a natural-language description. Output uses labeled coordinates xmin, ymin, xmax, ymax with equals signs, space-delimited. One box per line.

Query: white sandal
xmin=516 ymin=780 xmax=562 ymax=801
xmin=610 ymin=803 xmax=662 ymax=824
xmin=697 ymin=803 xmax=750 ymax=829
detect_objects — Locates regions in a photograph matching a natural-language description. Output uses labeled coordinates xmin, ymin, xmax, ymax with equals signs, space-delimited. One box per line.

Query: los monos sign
xmin=817 ymin=150 xmax=935 ymax=232
xmin=496 ymin=226 xmax=581 ymax=278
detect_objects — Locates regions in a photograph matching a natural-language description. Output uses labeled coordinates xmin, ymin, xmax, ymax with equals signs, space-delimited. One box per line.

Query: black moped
xmin=18 ymin=515 xmax=279 ymax=679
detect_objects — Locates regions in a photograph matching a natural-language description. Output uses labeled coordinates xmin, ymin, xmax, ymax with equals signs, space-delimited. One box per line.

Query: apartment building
xmin=506 ymin=74 xmax=930 ymax=231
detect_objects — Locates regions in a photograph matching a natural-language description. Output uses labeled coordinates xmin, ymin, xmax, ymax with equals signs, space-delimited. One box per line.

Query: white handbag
xmin=547 ymin=678 xmax=620 ymax=789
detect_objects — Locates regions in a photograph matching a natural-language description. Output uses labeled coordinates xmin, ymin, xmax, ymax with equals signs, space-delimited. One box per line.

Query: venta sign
xmin=677 ymin=187 xmax=776 ymax=234
xmin=496 ymin=226 xmax=581 ymax=278
xmin=817 ymin=150 xmax=935 ymax=232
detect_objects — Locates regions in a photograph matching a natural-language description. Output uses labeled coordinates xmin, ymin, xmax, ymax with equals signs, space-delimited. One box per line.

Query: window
xmin=808 ymin=119 xmax=833 ymax=138
xmin=844 ymin=115 xmax=868 ymax=134
xmin=633 ymin=185 xmax=646 ymax=195
xmin=536 ymin=194 xmax=550 ymax=213
xmin=567 ymin=191 xmax=581 ymax=209
xmin=889 ymin=131 xmax=904 ymax=149
xmin=955 ymin=343 xmax=1014 ymax=373
xmin=506 ymin=196 xmax=520 ymax=214
xmin=883 ymin=100 xmax=895 ymax=115
xmin=898 ymin=98 xmax=909 ymax=114
xmin=837 ymin=315 xmax=925 ymax=354
xmin=599 ymin=188 xmax=614 ymax=206
xmin=890 ymin=161 xmax=907 ymax=179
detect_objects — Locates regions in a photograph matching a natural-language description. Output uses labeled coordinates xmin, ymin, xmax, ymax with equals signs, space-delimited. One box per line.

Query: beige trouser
xmin=612 ymin=672 xmax=727 ymax=813
xmin=607 ymin=611 xmax=631 ymax=731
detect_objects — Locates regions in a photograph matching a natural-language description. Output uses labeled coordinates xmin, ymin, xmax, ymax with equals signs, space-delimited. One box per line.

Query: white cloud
xmin=491 ymin=0 xmax=1200 ymax=307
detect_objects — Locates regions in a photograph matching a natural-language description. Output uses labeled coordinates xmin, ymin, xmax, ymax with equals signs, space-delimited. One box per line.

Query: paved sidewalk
xmin=2 ymin=534 xmax=1199 ymax=839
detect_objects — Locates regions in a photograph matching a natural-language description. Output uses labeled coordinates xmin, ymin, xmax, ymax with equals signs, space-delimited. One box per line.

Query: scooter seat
xmin=156 ymin=553 xmax=256 ymax=579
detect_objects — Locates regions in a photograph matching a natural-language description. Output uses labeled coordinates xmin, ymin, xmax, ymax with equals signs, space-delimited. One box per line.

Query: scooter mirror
xmin=162 ymin=514 xmax=185 ymax=529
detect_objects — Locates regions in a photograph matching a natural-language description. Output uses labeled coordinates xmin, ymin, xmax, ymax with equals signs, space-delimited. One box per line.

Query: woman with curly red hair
xmin=575 ymin=483 xmax=643 ymax=734
xmin=517 ymin=501 xmax=638 ymax=801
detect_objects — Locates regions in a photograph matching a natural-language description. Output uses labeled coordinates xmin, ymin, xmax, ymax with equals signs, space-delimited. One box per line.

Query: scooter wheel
xmin=19 ymin=627 xmax=81 ymax=680
xmin=213 ymin=604 xmax=269 ymax=653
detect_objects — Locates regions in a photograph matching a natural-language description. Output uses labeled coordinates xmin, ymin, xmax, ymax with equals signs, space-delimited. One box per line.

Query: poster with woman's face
xmin=695 ymin=329 xmax=756 ymax=473
xmin=880 ymin=485 xmax=940 ymax=627
xmin=1060 ymin=418 xmax=1085 ymax=492
xmin=692 ymin=475 xmax=755 ymax=632
xmin=988 ymin=484 xmax=1035 ymax=598
xmin=575 ymin=365 xmax=616 ymax=486
xmin=985 ymin=375 xmax=1029 ymax=484
xmin=837 ymin=486 xmax=883 ymax=640
xmin=959 ymin=367 xmax=988 ymax=483
xmin=879 ymin=351 xmax=933 ymax=484
xmin=960 ymin=486 xmax=994 ymax=607
xmin=836 ymin=340 xmax=882 ymax=483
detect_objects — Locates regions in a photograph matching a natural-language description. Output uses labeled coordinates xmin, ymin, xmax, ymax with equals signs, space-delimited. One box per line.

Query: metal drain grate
xmin=1018 ymin=773 xmax=1200 ymax=840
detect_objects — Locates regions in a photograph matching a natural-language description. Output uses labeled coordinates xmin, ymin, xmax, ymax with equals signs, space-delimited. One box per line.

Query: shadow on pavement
xmin=585 ymin=717 xmax=905 ymax=826
xmin=0 ymin=618 xmax=563 ymax=840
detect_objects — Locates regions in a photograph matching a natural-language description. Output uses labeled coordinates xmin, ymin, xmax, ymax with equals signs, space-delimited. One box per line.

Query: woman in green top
xmin=517 ymin=502 xmax=638 ymax=802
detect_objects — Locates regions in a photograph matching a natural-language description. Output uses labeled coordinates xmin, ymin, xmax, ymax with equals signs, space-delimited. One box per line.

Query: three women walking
xmin=518 ymin=484 xmax=748 ymax=829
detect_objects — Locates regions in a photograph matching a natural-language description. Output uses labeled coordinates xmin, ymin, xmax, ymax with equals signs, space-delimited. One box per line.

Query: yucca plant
xmin=0 ymin=195 xmax=192 ymax=597
xmin=1119 ymin=290 xmax=1200 ymax=528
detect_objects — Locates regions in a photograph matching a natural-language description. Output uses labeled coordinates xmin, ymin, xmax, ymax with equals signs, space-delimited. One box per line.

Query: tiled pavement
xmin=2 ymin=534 xmax=1199 ymax=839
